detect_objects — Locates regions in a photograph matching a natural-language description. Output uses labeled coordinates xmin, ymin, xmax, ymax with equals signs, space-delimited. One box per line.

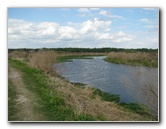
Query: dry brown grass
xmin=107 ymin=52 xmax=157 ymax=61
xmin=48 ymin=76 xmax=150 ymax=121
xmin=28 ymin=50 xmax=57 ymax=74
xmin=8 ymin=49 xmax=157 ymax=121
xmin=8 ymin=50 xmax=105 ymax=74
xmin=9 ymin=50 xmax=57 ymax=74
xmin=8 ymin=50 xmax=29 ymax=61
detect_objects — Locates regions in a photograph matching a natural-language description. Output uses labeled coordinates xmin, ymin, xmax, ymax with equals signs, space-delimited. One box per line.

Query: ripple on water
xmin=55 ymin=56 xmax=158 ymax=114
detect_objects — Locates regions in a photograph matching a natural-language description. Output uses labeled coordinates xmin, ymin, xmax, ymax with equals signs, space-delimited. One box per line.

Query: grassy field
xmin=104 ymin=52 xmax=158 ymax=67
xmin=8 ymin=49 xmax=158 ymax=121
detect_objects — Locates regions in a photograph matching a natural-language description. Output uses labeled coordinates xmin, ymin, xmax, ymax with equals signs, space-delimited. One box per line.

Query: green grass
xmin=8 ymin=58 xmax=98 ymax=121
xmin=56 ymin=55 xmax=94 ymax=62
xmin=92 ymin=88 xmax=120 ymax=103
xmin=8 ymin=58 xmax=157 ymax=121
xmin=71 ymin=82 xmax=87 ymax=87
xmin=92 ymin=88 xmax=157 ymax=120
xmin=118 ymin=102 xmax=158 ymax=120
xmin=104 ymin=57 xmax=158 ymax=67
xmin=8 ymin=80 xmax=19 ymax=121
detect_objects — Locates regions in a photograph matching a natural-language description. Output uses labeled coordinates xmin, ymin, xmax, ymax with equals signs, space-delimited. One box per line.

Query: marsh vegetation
xmin=104 ymin=52 xmax=158 ymax=67
xmin=8 ymin=48 xmax=158 ymax=121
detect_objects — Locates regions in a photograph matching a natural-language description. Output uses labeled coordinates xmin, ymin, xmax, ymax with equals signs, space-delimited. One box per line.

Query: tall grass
xmin=8 ymin=57 xmax=156 ymax=121
xmin=8 ymin=50 xmax=29 ymax=61
xmin=105 ymin=52 xmax=158 ymax=67
xmin=9 ymin=59 xmax=97 ymax=121
xmin=9 ymin=50 xmax=105 ymax=74
xmin=28 ymin=50 xmax=57 ymax=74
xmin=8 ymin=49 xmax=158 ymax=121
xmin=107 ymin=52 xmax=157 ymax=60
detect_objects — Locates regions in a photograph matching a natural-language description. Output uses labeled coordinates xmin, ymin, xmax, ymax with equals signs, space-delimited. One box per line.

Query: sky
xmin=8 ymin=8 xmax=159 ymax=49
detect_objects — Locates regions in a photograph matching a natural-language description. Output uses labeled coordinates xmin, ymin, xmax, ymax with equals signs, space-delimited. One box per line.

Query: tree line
xmin=8 ymin=47 xmax=158 ymax=53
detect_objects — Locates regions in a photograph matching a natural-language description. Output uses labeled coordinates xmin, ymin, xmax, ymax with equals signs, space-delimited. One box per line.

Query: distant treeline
xmin=8 ymin=47 xmax=158 ymax=53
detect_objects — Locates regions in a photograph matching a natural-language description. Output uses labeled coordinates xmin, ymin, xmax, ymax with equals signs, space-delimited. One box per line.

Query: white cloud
xmin=80 ymin=18 xmax=112 ymax=34
xmin=115 ymin=31 xmax=126 ymax=36
xmin=146 ymin=37 xmax=158 ymax=43
xmin=38 ymin=22 xmax=59 ymax=35
xmin=99 ymin=10 xmax=107 ymax=16
xmin=112 ymin=37 xmax=133 ymax=43
xmin=111 ymin=31 xmax=134 ymax=43
xmin=77 ymin=8 xmax=91 ymax=17
xmin=8 ymin=18 xmax=157 ymax=49
xmin=93 ymin=31 xmax=134 ymax=43
xmin=8 ymin=18 xmax=113 ymax=48
xmin=134 ymin=37 xmax=158 ymax=48
xmin=58 ymin=26 xmax=78 ymax=39
xmin=99 ymin=10 xmax=124 ymax=19
xmin=98 ymin=33 xmax=111 ymax=40
xmin=139 ymin=18 xmax=151 ymax=23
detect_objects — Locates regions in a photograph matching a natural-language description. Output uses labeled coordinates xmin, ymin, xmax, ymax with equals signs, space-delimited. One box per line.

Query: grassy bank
xmin=104 ymin=52 xmax=158 ymax=67
xmin=8 ymin=80 xmax=19 ymax=121
xmin=8 ymin=49 xmax=158 ymax=121
xmin=8 ymin=58 xmax=157 ymax=121
xmin=56 ymin=55 xmax=94 ymax=62
xmin=9 ymin=59 xmax=98 ymax=121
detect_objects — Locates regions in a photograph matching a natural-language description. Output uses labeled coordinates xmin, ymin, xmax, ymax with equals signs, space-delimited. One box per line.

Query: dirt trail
xmin=8 ymin=65 xmax=44 ymax=121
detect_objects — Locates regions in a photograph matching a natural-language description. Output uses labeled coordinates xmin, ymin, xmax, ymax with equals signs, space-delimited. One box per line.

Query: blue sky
xmin=8 ymin=8 xmax=159 ymax=48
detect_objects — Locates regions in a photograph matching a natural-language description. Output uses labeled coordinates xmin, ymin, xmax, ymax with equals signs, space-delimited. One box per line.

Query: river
xmin=55 ymin=56 xmax=158 ymax=114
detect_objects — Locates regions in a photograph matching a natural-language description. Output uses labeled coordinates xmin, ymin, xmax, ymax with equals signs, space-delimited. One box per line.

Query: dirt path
xmin=8 ymin=65 xmax=44 ymax=121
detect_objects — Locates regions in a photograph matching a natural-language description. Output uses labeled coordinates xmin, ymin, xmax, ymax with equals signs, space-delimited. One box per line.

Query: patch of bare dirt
xmin=8 ymin=65 xmax=45 ymax=121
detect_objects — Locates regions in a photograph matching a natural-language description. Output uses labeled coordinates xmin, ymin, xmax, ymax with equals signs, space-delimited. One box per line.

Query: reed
xmin=105 ymin=52 xmax=158 ymax=67
xmin=28 ymin=50 xmax=57 ymax=74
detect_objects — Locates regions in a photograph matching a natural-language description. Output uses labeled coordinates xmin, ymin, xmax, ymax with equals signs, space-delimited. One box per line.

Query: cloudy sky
xmin=8 ymin=8 xmax=159 ymax=48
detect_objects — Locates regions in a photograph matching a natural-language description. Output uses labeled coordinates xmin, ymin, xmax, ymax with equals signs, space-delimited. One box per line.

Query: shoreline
xmin=8 ymin=49 xmax=158 ymax=121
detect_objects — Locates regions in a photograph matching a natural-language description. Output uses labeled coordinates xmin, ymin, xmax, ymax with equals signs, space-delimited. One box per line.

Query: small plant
xmin=93 ymin=88 xmax=120 ymax=103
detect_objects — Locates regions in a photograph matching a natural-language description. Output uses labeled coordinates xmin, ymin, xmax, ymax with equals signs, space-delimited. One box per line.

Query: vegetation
xmin=104 ymin=52 xmax=158 ymax=67
xmin=8 ymin=48 xmax=158 ymax=121
xmin=56 ymin=55 xmax=94 ymax=62
xmin=9 ymin=59 xmax=97 ymax=121
xmin=8 ymin=47 xmax=158 ymax=67
xmin=8 ymin=47 xmax=158 ymax=53
xmin=118 ymin=103 xmax=157 ymax=120
xmin=8 ymin=80 xmax=19 ymax=121
xmin=92 ymin=89 xmax=120 ymax=103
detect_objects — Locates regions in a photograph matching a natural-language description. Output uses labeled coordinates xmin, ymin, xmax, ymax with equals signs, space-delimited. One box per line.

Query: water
xmin=55 ymin=56 xmax=158 ymax=114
